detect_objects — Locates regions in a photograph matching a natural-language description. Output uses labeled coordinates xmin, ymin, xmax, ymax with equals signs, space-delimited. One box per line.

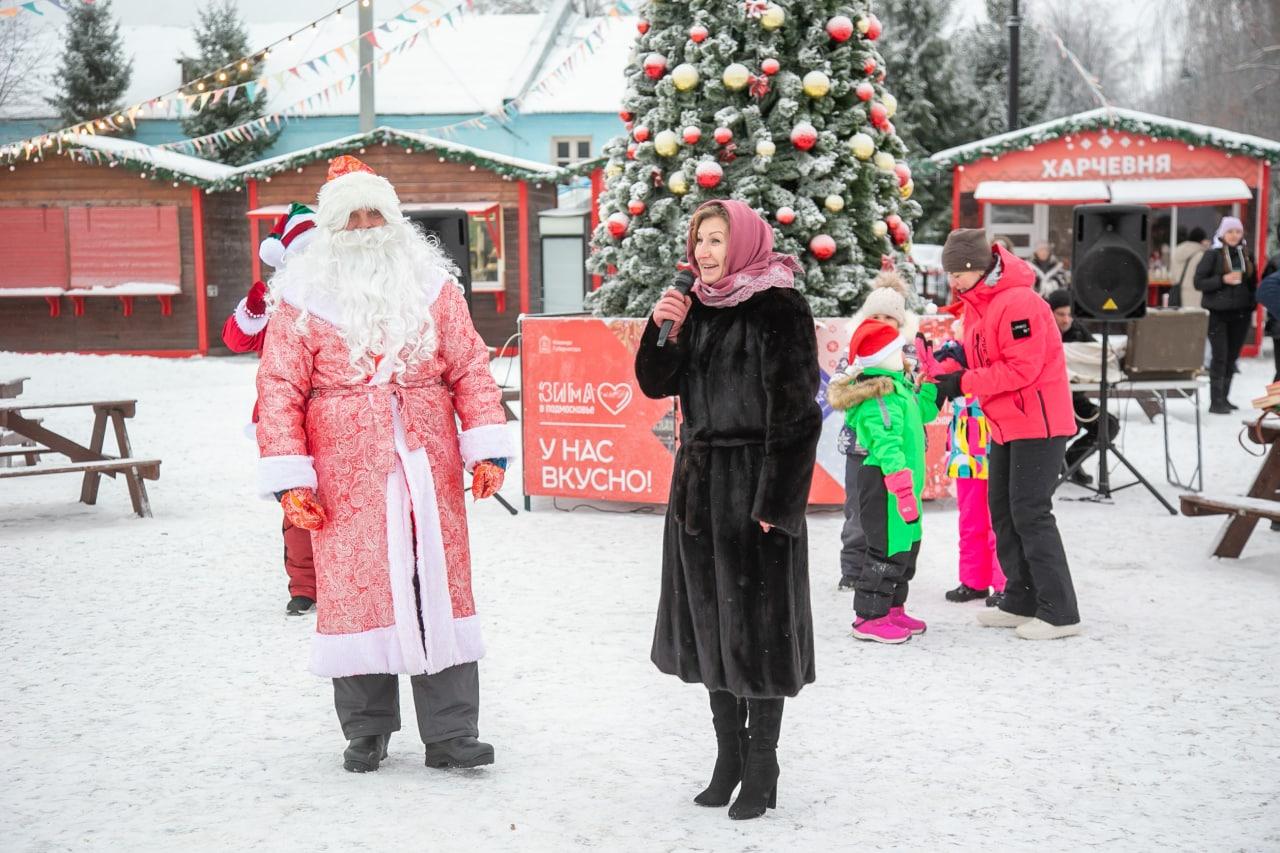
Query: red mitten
xmin=883 ymin=469 xmax=919 ymax=523
xmin=246 ymin=280 xmax=268 ymax=317
xmin=651 ymin=289 xmax=692 ymax=340
xmin=280 ymin=488 xmax=326 ymax=531
xmin=471 ymin=461 xmax=505 ymax=500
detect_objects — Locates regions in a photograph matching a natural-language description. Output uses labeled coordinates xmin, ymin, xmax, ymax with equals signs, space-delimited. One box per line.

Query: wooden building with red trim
xmin=0 ymin=128 xmax=563 ymax=355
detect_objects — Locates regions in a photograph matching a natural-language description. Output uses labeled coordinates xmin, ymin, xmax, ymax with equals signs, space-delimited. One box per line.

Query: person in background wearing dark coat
xmin=1195 ymin=215 xmax=1258 ymax=413
xmin=931 ymin=230 xmax=1082 ymax=640
xmin=635 ymin=199 xmax=821 ymax=821
xmin=1031 ymin=241 xmax=1068 ymax=295
xmin=1047 ymin=290 xmax=1120 ymax=487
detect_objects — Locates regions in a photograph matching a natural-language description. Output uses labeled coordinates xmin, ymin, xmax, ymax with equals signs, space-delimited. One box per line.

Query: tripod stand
xmin=1058 ymin=322 xmax=1177 ymax=515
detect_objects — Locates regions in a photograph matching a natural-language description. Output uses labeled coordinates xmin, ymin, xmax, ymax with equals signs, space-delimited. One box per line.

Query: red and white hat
xmin=314 ymin=154 xmax=402 ymax=232
xmin=848 ymin=319 xmax=905 ymax=370
xmin=259 ymin=202 xmax=316 ymax=268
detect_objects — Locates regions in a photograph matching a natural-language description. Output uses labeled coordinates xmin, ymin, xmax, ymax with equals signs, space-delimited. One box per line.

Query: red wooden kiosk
xmin=929 ymin=108 xmax=1280 ymax=355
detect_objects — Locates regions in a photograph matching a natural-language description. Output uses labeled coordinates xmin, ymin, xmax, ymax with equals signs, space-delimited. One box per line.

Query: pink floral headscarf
xmin=686 ymin=199 xmax=802 ymax=308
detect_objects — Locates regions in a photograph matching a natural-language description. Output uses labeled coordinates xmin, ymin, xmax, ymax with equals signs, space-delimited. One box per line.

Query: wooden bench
xmin=0 ymin=398 xmax=161 ymax=518
xmin=1179 ymin=419 xmax=1280 ymax=557
xmin=0 ymin=445 xmax=49 ymax=466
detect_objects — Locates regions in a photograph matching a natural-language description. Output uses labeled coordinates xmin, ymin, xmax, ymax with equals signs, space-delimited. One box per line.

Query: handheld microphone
xmin=657 ymin=268 xmax=696 ymax=348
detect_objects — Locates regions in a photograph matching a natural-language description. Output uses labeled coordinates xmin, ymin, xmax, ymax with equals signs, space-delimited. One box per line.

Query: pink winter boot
xmin=851 ymin=616 xmax=912 ymax=644
xmin=889 ymin=606 xmax=927 ymax=635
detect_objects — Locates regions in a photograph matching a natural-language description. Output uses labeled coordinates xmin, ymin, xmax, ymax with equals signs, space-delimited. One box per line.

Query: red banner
xmin=521 ymin=314 xmax=958 ymax=505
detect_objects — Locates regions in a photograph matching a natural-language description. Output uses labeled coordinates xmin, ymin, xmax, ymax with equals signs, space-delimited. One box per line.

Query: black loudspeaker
xmin=407 ymin=210 xmax=472 ymax=308
xmin=1071 ymin=204 xmax=1149 ymax=320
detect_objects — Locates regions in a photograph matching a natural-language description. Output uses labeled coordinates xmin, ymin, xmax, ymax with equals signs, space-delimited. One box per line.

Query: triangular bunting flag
xmin=20 ymin=2 xmax=43 ymax=16
xmin=245 ymin=81 xmax=258 ymax=101
xmin=289 ymin=67 xmax=302 ymax=79
xmin=335 ymin=45 xmax=347 ymax=62
xmin=305 ymin=60 xmax=318 ymax=75
xmin=363 ymin=31 xmax=380 ymax=48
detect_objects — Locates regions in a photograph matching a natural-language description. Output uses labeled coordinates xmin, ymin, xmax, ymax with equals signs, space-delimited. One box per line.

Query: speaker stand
xmin=1058 ymin=324 xmax=1177 ymax=515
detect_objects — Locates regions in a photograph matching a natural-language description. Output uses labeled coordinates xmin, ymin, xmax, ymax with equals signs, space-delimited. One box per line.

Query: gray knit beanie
xmin=941 ymin=228 xmax=991 ymax=273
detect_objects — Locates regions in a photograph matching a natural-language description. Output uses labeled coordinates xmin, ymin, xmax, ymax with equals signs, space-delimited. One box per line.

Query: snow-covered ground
xmin=1 ymin=349 xmax=1277 ymax=852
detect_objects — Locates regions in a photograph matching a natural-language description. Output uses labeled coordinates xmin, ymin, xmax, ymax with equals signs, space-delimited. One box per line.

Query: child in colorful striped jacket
xmin=944 ymin=392 xmax=1005 ymax=604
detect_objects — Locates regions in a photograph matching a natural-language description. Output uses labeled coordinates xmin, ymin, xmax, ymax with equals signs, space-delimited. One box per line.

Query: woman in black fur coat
xmin=635 ymin=199 xmax=821 ymax=821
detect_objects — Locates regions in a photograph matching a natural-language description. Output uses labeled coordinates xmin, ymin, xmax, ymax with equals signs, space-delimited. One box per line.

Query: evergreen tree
xmin=954 ymin=0 xmax=1054 ymax=138
xmin=587 ymin=0 xmax=921 ymax=319
xmin=179 ymin=0 xmax=279 ymax=166
xmin=45 ymin=0 xmax=133 ymax=134
xmin=877 ymin=0 xmax=978 ymax=242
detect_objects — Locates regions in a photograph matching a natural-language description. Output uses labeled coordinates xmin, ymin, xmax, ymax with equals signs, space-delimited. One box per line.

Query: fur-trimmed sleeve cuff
xmin=234 ymin=298 xmax=270 ymax=336
xmin=258 ymin=454 xmax=317 ymax=499
xmin=457 ymin=423 xmax=518 ymax=471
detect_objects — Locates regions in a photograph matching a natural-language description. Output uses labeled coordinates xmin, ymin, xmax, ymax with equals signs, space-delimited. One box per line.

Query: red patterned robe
xmin=256 ymin=279 xmax=514 ymax=678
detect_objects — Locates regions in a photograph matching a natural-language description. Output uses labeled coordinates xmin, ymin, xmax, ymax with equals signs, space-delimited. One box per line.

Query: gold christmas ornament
xmin=654 ymin=129 xmax=680 ymax=157
xmin=824 ymin=194 xmax=845 ymax=212
xmin=856 ymin=16 xmax=871 ymax=34
xmin=722 ymin=63 xmax=751 ymax=91
xmin=882 ymin=92 xmax=898 ymax=118
xmin=872 ymin=219 xmax=888 ymax=238
xmin=900 ymin=179 xmax=914 ymax=200
xmin=849 ymin=132 xmax=875 ymax=160
xmin=761 ymin=4 xmax=785 ymax=30
xmin=605 ymin=163 xmax=623 ymax=178
xmin=755 ymin=138 xmax=777 ymax=158
xmin=668 ymin=171 xmax=689 ymax=195
xmin=874 ymin=150 xmax=897 ymax=172
xmin=802 ymin=70 xmax=831 ymax=98
xmin=671 ymin=63 xmax=700 ymax=92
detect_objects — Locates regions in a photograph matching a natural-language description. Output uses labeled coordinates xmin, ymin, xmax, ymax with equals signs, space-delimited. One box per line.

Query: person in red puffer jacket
xmin=930 ymin=231 xmax=1081 ymax=640
xmin=221 ymin=204 xmax=317 ymax=616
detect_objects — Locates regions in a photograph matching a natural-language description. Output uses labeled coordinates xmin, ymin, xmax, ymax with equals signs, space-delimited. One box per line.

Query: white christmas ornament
xmin=824 ymin=194 xmax=844 ymax=213
xmin=849 ymin=133 xmax=875 ymax=160
xmin=671 ymin=63 xmax=699 ymax=92
xmin=755 ymin=138 xmax=777 ymax=158
xmin=723 ymin=63 xmax=751 ymax=91
xmin=654 ymin=130 xmax=679 ymax=157
xmin=874 ymin=151 xmax=896 ymax=172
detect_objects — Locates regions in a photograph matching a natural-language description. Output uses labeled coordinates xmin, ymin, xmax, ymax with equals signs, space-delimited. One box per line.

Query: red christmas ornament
xmin=643 ymin=53 xmax=668 ymax=80
xmin=869 ymin=102 xmax=889 ymax=129
xmin=826 ymin=15 xmax=854 ymax=42
xmin=892 ymin=223 xmax=910 ymax=245
xmin=809 ymin=234 xmax=837 ymax=260
xmin=717 ymin=143 xmax=738 ymax=164
xmin=695 ymin=160 xmax=723 ymax=189
xmin=883 ymin=121 xmax=895 ymax=136
xmin=761 ymin=57 xmax=780 ymax=76
xmin=714 ymin=126 xmax=733 ymax=145
xmin=633 ymin=125 xmax=650 ymax=142
xmin=606 ymin=212 xmax=630 ymax=238
xmin=682 ymin=126 xmax=702 ymax=144
xmin=628 ymin=199 xmax=646 ymax=216
xmin=776 ymin=206 xmax=796 ymax=225
xmin=865 ymin=14 xmax=882 ymax=40
xmin=619 ymin=110 xmax=634 ymax=122
xmin=689 ymin=24 xmax=708 ymax=42
xmin=626 ymin=144 xmax=637 ymax=160
xmin=894 ymin=162 xmax=912 ymax=186
xmin=885 ymin=214 xmax=903 ymax=230
xmin=790 ymin=121 xmax=818 ymax=151
xmin=637 ymin=19 xmax=649 ymax=35
xmin=856 ymin=82 xmax=875 ymax=102
xmin=864 ymin=58 xmax=877 ymax=75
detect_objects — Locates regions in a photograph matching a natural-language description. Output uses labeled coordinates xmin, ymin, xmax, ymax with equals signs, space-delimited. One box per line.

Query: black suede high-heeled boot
xmin=729 ymin=698 xmax=783 ymax=820
xmin=694 ymin=690 xmax=748 ymax=806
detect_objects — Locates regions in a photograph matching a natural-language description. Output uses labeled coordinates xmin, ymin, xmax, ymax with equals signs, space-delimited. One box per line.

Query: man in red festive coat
xmin=256 ymin=155 xmax=514 ymax=773
xmin=221 ymin=204 xmax=318 ymax=615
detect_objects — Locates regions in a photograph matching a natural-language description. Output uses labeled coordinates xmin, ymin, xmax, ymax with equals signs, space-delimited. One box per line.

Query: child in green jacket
xmin=828 ymin=318 xmax=940 ymax=644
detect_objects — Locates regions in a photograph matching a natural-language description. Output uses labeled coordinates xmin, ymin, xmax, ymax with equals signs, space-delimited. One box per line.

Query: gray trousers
xmin=333 ymin=662 xmax=480 ymax=745
xmin=840 ymin=453 xmax=868 ymax=580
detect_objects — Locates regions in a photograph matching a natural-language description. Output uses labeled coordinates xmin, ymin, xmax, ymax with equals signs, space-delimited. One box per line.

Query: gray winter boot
xmin=424 ymin=736 xmax=494 ymax=768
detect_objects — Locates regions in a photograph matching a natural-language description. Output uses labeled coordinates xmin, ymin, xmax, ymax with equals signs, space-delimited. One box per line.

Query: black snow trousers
xmin=853 ymin=462 xmax=919 ymax=620
xmin=988 ymin=437 xmax=1080 ymax=626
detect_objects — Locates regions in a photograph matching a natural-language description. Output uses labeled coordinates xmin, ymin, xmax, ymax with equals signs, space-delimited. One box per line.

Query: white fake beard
xmin=271 ymin=219 xmax=457 ymax=380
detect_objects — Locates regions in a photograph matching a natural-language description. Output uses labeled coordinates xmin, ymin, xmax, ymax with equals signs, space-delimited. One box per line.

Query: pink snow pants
xmin=956 ymin=478 xmax=1005 ymax=591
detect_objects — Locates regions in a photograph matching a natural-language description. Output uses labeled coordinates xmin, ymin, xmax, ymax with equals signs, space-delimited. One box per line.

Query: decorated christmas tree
xmin=587 ymin=0 xmax=921 ymax=318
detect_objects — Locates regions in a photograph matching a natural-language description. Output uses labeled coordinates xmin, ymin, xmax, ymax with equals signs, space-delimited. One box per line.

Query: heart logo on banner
xmin=596 ymin=382 xmax=633 ymax=416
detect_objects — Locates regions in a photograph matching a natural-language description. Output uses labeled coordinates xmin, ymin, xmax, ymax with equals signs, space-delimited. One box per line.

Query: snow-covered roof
xmin=930 ymin=108 xmax=1280 ymax=167
xmin=1108 ymin=178 xmax=1252 ymax=205
xmin=975 ymin=180 xmax=1109 ymax=203
xmin=1 ymin=11 xmax=634 ymax=121
xmin=232 ymin=126 xmax=563 ymax=186
xmin=54 ymin=133 xmax=238 ymax=182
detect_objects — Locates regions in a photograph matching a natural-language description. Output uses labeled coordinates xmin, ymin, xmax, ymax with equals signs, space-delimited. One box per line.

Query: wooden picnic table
xmin=1180 ymin=418 xmax=1280 ymax=558
xmin=0 ymin=398 xmax=161 ymax=518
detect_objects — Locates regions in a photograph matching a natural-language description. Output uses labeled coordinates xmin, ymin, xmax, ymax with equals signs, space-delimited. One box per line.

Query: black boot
xmin=945 ymin=583 xmax=988 ymax=603
xmin=286 ymin=595 xmax=315 ymax=615
xmin=1225 ymin=373 xmax=1239 ymax=410
xmin=343 ymin=733 xmax=389 ymax=773
xmin=729 ymin=698 xmax=783 ymax=820
xmin=1209 ymin=378 xmax=1232 ymax=414
xmin=424 ymin=735 xmax=494 ymax=768
xmin=694 ymin=690 xmax=748 ymax=806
